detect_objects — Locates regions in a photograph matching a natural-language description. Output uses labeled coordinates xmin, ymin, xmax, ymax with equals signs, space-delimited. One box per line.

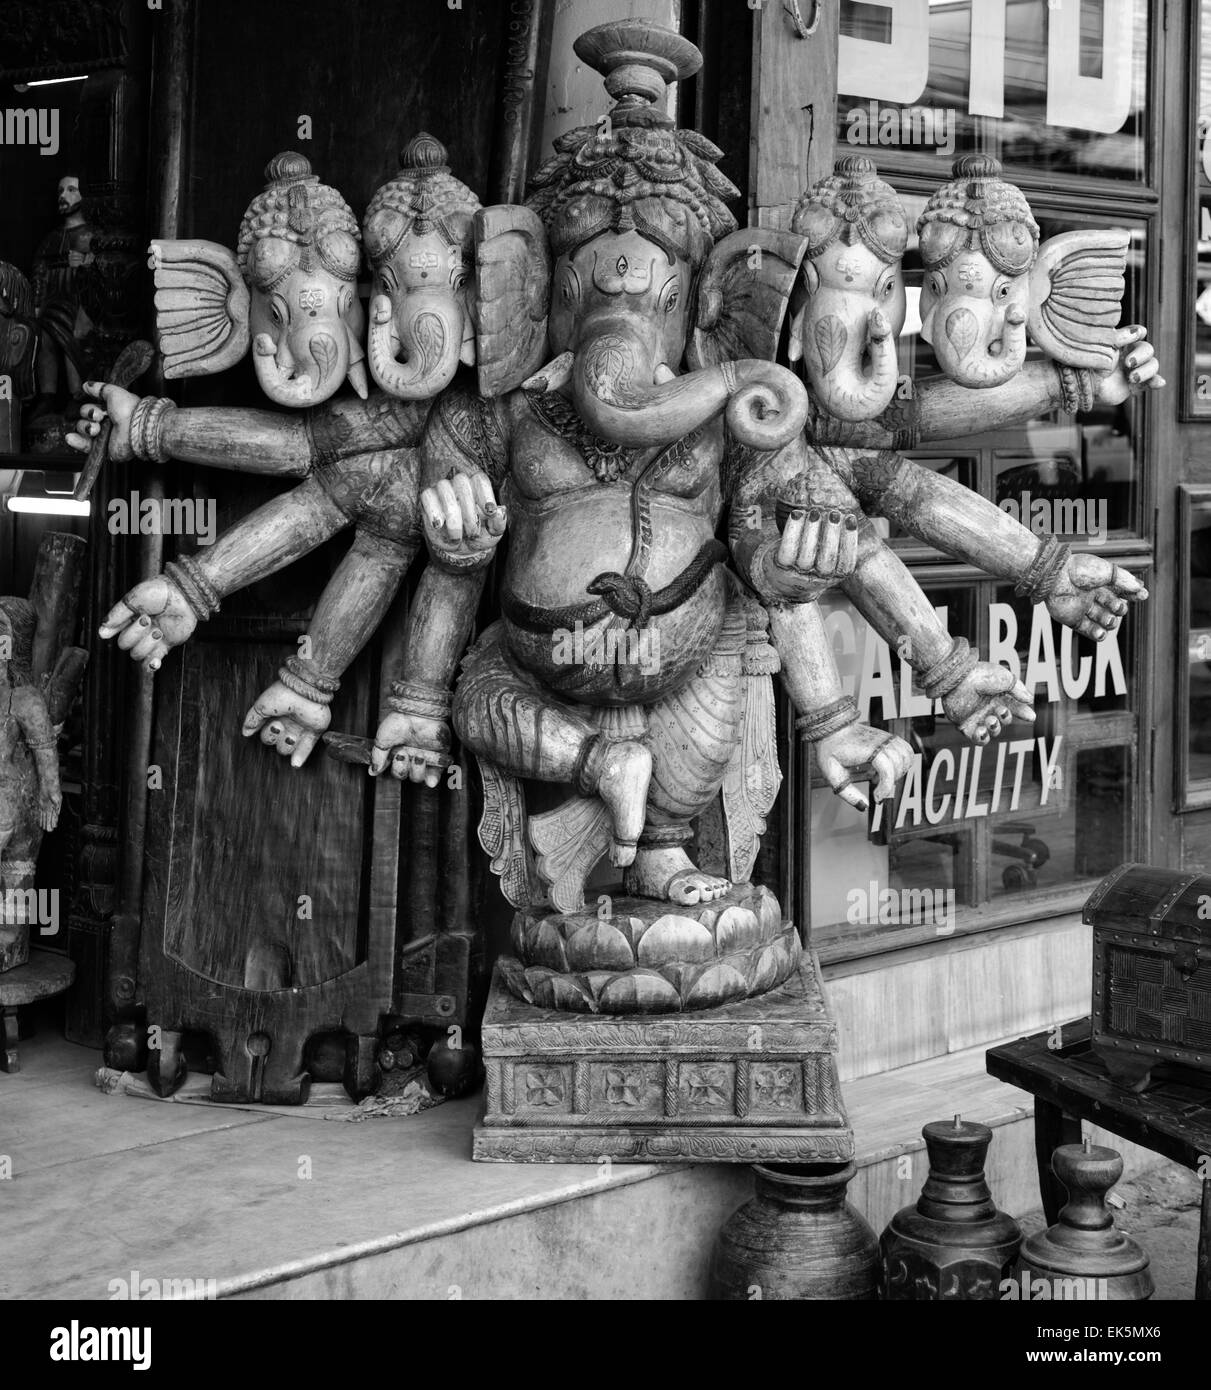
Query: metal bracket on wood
xmin=784 ymin=0 xmax=822 ymax=38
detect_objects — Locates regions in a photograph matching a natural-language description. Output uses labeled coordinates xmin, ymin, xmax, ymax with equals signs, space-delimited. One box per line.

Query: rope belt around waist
xmin=502 ymin=539 xmax=728 ymax=634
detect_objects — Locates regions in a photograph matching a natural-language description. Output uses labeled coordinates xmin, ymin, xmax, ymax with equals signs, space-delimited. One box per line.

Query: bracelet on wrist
xmin=1015 ymin=535 xmax=1071 ymax=604
xmin=129 ymin=396 xmax=176 ymax=463
xmin=163 ymin=556 xmax=220 ymax=622
xmin=796 ymin=694 xmax=859 ymax=742
xmin=919 ymin=636 xmax=978 ymax=701
xmin=278 ymin=655 xmax=339 ymax=705
xmin=387 ymin=679 xmax=452 ymax=723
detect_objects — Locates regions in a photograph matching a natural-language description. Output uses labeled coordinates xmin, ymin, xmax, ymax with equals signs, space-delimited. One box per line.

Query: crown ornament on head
xmin=791 ymin=155 xmax=909 ymax=266
xmin=526 ymin=20 xmax=738 ymax=269
xmin=917 ymin=155 xmax=1039 ymax=276
xmin=363 ymin=132 xmax=482 ymax=266
xmin=236 ymin=152 xmax=361 ymax=286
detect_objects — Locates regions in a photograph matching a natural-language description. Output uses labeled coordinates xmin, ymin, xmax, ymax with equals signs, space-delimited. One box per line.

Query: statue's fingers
xmin=470 ymin=471 xmax=497 ymax=513
xmin=836 ymin=781 xmax=869 ymax=812
xmin=450 ymin=472 xmax=480 ymax=538
xmin=242 ymin=706 xmax=268 ymax=736
xmin=115 ymin=614 xmax=154 ymax=652
xmin=1086 ymin=602 xmax=1120 ymax=631
xmin=795 ymin=510 xmax=823 ymax=571
xmin=128 ymin=627 xmax=164 ymax=663
xmin=870 ymin=748 xmax=900 ymax=802
xmin=970 ymin=722 xmax=991 ymax=745
xmin=407 ymin=754 xmax=431 ymax=784
xmin=390 ymin=751 xmax=411 ymax=782
xmin=369 ymin=743 xmax=392 ymax=776
xmin=83 ymin=381 xmax=106 ymax=399
xmin=1129 ymin=358 xmax=1161 ymax=388
xmin=776 ymin=510 xmax=804 ymax=568
xmin=81 ymin=403 xmax=106 ymax=424
xmin=485 ymin=503 xmax=508 ymax=537
xmin=816 ymin=512 xmax=843 ymax=574
xmin=837 ymin=515 xmax=859 ymax=576
xmin=433 ymin=479 xmax=463 ymax=542
xmin=1114 ymin=324 xmax=1148 ymax=348
xmin=290 ymin=730 xmax=319 ymax=768
xmin=100 ymin=600 xmax=137 ymax=637
xmin=423 ymin=763 xmax=443 ymax=789
xmin=420 ymin=486 xmax=445 ymax=532
xmin=260 ymin=721 xmax=283 ymax=747
xmin=984 ymin=715 xmax=1002 ymax=740
xmin=65 ymin=431 xmax=90 ymax=453
xmin=1124 ymin=342 xmax=1154 ymax=372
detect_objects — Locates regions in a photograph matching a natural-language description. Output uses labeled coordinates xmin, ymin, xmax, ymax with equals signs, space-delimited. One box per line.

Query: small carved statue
xmin=29 ymin=174 xmax=96 ymax=429
xmin=0 ymin=261 xmax=38 ymax=453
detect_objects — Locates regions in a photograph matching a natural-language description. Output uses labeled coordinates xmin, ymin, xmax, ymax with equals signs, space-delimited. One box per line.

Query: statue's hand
xmin=99 ymin=576 xmax=197 ymax=671
xmin=766 ymin=506 xmax=861 ymax=599
xmin=815 ymin=722 xmax=913 ymax=813
xmin=1096 ymin=325 xmax=1166 ymax=406
xmin=1047 ymin=553 xmax=1147 ymax=641
xmin=941 ymin=664 xmax=1035 ymax=745
xmin=420 ymin=471 xmax=507 ymax=570
xmin=65 ymin=382 xmax=140 ymax=461
xmin=242 ymin=681 xmax=331 ymax=769
xmin=369 ymin=711 xmax=451 ymax=786
xmin=39 ymin=789 xmax=62 ymax=832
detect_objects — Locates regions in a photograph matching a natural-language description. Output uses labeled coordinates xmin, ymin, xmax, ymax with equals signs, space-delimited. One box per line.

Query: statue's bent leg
xmin=624 ymin=600 xmax=747 ymax=905
xmin=453 ymin=622 xmax=652 ymax=861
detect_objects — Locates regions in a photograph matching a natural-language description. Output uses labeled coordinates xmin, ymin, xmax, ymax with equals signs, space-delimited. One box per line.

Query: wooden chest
xmin=1083 ymin=864 xmax=1211 ymax=1092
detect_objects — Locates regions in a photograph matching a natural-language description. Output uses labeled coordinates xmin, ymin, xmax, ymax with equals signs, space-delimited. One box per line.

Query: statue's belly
xmin=502 ymin=492 xmax=726 ymax=705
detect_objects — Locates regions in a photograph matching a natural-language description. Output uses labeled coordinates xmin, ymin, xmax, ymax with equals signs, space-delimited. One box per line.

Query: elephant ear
xmin=1026 ymin=228 xmax=1129 ymax=373
xmin=688 ymin=227 xmax=808 ymax=371
xmin=150 ymin=238 xmax=251 ymax=379
xmin=474 ymin=205 xmax=551 ymax=398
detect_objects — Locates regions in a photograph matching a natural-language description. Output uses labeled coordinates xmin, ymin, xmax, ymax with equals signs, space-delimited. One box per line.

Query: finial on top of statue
xmin=791 ymin=154 xmax=909 ymax=265
xmin=917 ymin=154 xmax=1039 ymax=274
xmin=527 ymin=21 xmax=736 ymax=267
xmin=237 ymin=151 xmax=361 ymax=285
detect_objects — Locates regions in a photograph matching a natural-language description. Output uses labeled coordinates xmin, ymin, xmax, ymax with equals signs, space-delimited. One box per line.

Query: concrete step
xmin=1 ymin=1020 xmax=1168 ymax=1300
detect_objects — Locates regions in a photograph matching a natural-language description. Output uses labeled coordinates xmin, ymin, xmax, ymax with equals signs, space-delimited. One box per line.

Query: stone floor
xmin=2 ymin=1001 xmax=1204 ymax=1299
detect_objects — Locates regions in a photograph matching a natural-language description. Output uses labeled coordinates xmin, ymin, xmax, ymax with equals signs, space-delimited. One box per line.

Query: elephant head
xmin=363 ymin=133 xmax=552 ymax=402
xmin=520 ymin=20 xmax=807 ymax=451
xmin=786 ymin=156 xmax=909 ymax=423
xmin=918 ymin=156 xmax=1130 ymax=388
xmin=151 ymin=152 xmax=366 ymax=407
xmin=0 ymin=260 xmax=36 ymax=399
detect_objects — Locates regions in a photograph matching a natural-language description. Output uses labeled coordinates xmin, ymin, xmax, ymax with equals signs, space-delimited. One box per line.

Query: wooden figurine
xmin=28 ymin=174 xmax=96 ymax=434
xmin=880 ymin=1118 xmax=1022 ymax=1299
xmin=0 ymin=261 xmax=37 ymax=454
xmin=1019 ymin=1142 xmax=1154 ymax=1300
xmin=0 ymin=534 xmax=88 ymax=972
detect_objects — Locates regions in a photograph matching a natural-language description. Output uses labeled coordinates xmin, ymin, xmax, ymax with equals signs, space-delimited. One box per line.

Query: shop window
xmin=810 ymin=572 xmax=1141 ymax=960
xmin=835 ymin=0 xmax=1150 ymax=184
xmin=1184 ymin=0 xmax=1211 ymax=416
xmin=1178 ymin=487 xmax=1211 ymax=807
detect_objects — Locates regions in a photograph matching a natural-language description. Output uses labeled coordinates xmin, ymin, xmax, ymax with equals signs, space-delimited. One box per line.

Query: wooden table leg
xmin=1198 ymin=1178 xmax=1210 ymax=1302
xmin=1034 ymin=1097 xmax=1081 ymax=1225
xmin=2 ymin=1005 xmax=19 ymax=1074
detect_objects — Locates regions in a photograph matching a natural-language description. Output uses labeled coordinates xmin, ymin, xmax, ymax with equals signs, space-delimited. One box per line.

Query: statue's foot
xmin=624 ymin=846 xmax=731 ymax=905
xmin=596 ymin=740 xmax=652 ymax=868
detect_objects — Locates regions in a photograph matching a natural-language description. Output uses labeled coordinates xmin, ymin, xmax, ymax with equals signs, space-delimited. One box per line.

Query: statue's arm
xmin=839 ymin=529 xmax=1034 ymax=744
xmin=244 ymin=526 xmax=420 ymax=768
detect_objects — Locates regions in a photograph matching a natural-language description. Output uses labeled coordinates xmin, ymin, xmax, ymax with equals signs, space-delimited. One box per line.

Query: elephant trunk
xmin=571 ymin=322 xmax=807 ymax=450
xmin=252 ymin=331 xmax=343 ymax=406
xmin=368 ymin=291 xmax=464 ymax=400
xmin=806 ymin=307 xmax=900 ymax=423
xmin=931 ymin=304 xmax=1027 ymax=388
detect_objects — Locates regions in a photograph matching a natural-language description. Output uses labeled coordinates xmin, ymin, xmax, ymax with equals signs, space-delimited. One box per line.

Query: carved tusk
xmin=523 ymin=351 xmax=574 ymax=394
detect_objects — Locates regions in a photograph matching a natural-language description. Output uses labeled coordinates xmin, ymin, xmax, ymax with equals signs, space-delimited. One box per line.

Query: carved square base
xmin=473 ymin=950 xmax=852 ymax=1163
